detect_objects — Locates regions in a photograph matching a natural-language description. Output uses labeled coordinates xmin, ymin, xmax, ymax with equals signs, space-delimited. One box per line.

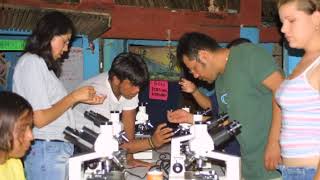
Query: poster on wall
xmin=0 ymin=52 xmax=10 ymax=90
xmin=129 ymin=45 xmax=182 ymax=81
xmin=60 ymin=47 xmax=83 ymax=92
xmin=149 ymin=80 xmax=168 ymax=101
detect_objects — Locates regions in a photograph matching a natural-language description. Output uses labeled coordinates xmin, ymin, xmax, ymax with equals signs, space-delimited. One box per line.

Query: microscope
xmin=64 ymin=110 xmax=128 ymax=180
xmin=135 ymin=102 xmax=154 ymax=136
xmin=173 ymin=107 xmax=214 ymax=137
xmin=169 ymin=112 xmax=241 ymax=180
xmin=134 ymin=103 xmax=154 ymax=160
xmin=175 ymin=107 xmax=192 ymax=136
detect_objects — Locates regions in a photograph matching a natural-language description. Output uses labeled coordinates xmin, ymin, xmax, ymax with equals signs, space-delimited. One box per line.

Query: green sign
xmin=0 ymin=39 xmax=26 ymax=51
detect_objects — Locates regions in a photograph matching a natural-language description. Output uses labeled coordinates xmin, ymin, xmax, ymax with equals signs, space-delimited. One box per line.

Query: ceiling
xmin=114 ymin=0 xmax=278 ymax=25
xmin=114 ymin=0 xmax=240 ymax=13
xmin=0 ymin=0 xmax=281 ymax=42
xmin=0 ymin=3 xmax=111 ymax=40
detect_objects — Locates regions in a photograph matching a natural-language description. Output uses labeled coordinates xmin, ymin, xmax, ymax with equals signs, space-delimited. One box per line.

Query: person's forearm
xmin=33 ymin=94 xmax=76 ymax=128
xmin=314 ymin=161 xmax=320 ymax=180
xmin=192 ymin=89 xmax=212 ymax=109
xmin=267 ymin=99 xmax=282 ymax=145
xmin=121 ymin=110 xmax=152 ymax=158
xmin=262 ymin=71 xmax=284 ymax=146
xmin=122 ymin=110 xmax=136 ymax=142
xmin=121 ymin=138 xmax=152 ymax=153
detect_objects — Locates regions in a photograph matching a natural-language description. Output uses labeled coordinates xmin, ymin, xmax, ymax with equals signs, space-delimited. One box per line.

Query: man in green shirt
xmin=167 ymin=32 xmax=283 ymax=180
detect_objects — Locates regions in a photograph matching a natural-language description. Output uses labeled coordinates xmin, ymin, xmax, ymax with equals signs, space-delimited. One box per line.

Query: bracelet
xmin=148 ymin=137 xmax=155 ymax=149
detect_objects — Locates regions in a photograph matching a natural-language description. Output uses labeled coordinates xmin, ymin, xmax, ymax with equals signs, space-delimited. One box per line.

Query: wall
xmin=0 ymin=30 xmax=97 ymax=91
xmin=3 ymin=0 xmax=281 ymax=42
xmin=101 ymin=27 xmax=283 ymax=125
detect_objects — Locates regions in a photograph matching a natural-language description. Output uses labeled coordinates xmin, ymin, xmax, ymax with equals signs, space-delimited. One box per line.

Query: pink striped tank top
xmin=275 ymin=56 xmax=320 ymax=158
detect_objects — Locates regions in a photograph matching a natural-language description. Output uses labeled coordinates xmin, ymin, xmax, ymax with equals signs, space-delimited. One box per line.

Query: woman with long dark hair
xmin=13 ymin=11 xmax=104 ymax=180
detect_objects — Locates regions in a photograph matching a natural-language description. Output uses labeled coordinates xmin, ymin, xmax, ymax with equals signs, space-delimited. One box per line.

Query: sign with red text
xmin=149 ymin=80 xmax=168 ymax=101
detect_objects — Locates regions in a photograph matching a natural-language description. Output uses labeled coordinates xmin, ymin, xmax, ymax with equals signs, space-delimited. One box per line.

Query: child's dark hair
xmin=108 ymin=52 xmax=149 ymax=88
xmin=0 ymin=91 xmax=33 ymax=152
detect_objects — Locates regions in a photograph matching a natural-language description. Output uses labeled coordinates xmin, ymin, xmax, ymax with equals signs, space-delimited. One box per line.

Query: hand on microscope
xmin=151 ymin=123 xmax=174 ymax=148
xmin=123 ymin=123 xmax=173 ymax=168
xmin=70 ymin=86 xmax=106 ymax=105
xmin=167 ymin=109 xmax=193 ymax=124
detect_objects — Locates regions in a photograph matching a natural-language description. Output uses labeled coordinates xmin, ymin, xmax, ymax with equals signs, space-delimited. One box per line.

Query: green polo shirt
xmin=215 ymin=43 xmax=281 ymax=180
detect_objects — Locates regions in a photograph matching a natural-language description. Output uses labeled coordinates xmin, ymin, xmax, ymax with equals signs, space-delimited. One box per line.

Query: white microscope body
xmin=69 ymin=111 xmax=125 ymax=180
xmin=134 ymin=103 xmax=153 ymax=160
xmin=135 ymin=103 xmax=149 ymax=126
xmin=169 ymin=113 xmax=241 ymax=180
xmin=94 ymin=111 xmax=121 ymax=157
xmin=135 ymin=103 xmax=154 ymax=136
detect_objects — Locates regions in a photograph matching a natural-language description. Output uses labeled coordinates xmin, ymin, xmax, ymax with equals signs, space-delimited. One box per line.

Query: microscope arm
xmin=84 ymin=110 xmax=109 ymax=126
xmin=204 ymin=151 xmax=241 ymax=180
xmin=69 ymin=152 xmax=105 ymax=180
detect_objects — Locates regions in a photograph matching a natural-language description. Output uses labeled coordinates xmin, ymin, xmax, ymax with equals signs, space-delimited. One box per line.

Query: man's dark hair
xmin=25 ymin=11 xmax=75 ymax=77
xmin=176 ymin=32 xmax=220 ymax=62
xmin=108 ymin=52 xmax=149 ymax=88
xmin=226 ymin=38 xmax=251 ymax=49
xmin=0 ymin=91 xmax=33 ymax=152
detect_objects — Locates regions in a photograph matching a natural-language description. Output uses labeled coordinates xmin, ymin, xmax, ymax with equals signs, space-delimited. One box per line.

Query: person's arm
xmin=121 ymin=121 xmax=173 ymax=168
xmin=167 ymin=109 xmax=212 ymax=124
xmin=34 ymin=86 xmax=105 ymax=128
xmin=121 ymin=109 xmax=136 ymax=143
xmin=179 ymin=78 xmax=211 ymax=109
xmin=167 ymin=109 xmax=193 ymax=124
xmin=120 ymin=109 xmax=141 ymax=166
xmin=121 ymin=123 xmax=173 ymax=153
xmin=314 ymin=161 xmax=320 ymax=180
xmin=262 ymin=71 xmax=284 ymax=170
xmin=191 ymin=89 xmax=212 ymax=110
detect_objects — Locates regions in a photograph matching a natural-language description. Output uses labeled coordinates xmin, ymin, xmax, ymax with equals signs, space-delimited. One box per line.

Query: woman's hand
xmin=70 ymin=86 xmax=106 ymax=104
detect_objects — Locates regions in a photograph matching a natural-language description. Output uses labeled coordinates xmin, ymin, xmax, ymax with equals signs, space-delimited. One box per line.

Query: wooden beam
xmin=101 ymin=5 xmax=241 ymax=41
xmin=239 ymin=0 xmax=261 ymax=26
xmin=4 ymin=0 xmax=283 ymax=42
xmin=260 ymin=26 xmax=282 ymax=43
xmin=3 ymin=0 xmax=113 ymax=11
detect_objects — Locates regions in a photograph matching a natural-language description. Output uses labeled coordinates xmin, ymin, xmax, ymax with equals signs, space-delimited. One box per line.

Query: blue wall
xmin=240 ymin=27 xmax=260 ymax=43
xmin=103 ymin=39 xmax=127 ymax=71
xmin=0 ymin=29 xmax=95 ymax=91
xmin=283 ymin=48 xmax=303 ymax=76
xmin=82 ymin=37 xmax=99 ymax=80
xmin=1 ymin=28 xmax=284 ymax=90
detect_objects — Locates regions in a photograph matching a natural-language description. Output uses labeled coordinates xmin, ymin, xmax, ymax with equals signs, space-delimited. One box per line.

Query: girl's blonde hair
xmin=278 ymin=0 xmax=320 ymax=14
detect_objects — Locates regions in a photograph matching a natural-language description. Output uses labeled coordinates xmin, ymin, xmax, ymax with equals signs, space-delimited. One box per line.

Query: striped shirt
xmin=275 ymin=57 xmax=320 ymax=158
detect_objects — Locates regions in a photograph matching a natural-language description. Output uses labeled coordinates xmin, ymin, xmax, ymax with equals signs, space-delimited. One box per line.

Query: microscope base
xmin=86 ymin=171 xmax=125 ymax=180
xmin=170 ymin=171 xmax=225 ymax=180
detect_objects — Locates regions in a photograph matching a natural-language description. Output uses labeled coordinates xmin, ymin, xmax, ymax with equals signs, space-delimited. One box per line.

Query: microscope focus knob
xmin=173 ymin=163 xmax=183 ymax=173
